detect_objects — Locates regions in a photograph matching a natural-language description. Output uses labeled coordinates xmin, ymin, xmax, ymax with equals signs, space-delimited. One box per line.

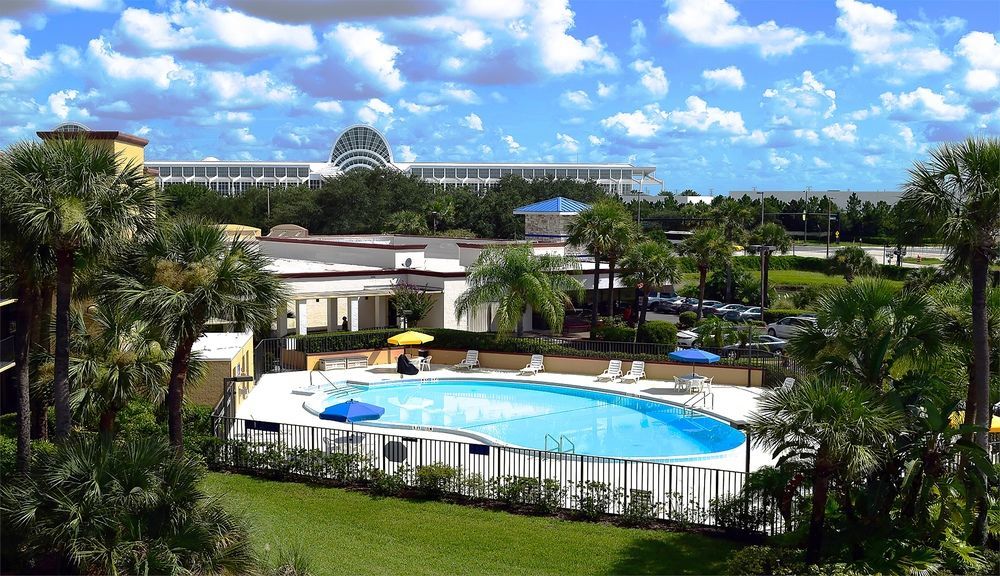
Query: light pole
xmin=755 ymin=187 xmax=763 ymax=226
xmin=749 ymin=244 xmax=777 ymax=312
xmin=430 ymin=211 xmax=439 ymax=233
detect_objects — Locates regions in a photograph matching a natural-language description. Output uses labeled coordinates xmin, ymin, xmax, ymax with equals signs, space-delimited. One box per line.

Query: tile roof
xmin=513 ymin=196 xmax=591 ymax=215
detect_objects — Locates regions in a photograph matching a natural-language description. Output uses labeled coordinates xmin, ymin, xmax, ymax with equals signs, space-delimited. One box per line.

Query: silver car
xmin=766 ymin=316 xmax=818 ymax=338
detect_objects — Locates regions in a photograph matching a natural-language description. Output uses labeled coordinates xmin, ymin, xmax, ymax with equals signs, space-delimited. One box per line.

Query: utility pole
xmin=825 ymin=196 xmax=832 ymax=258
xmin=755 ymin=187 xmax=763 ymax=226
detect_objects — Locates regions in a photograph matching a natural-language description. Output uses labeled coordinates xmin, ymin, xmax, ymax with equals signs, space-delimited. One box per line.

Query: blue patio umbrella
xmin=319 ymin=400 xmax=385 ymax=429
xmin=668 ymin=349 xmax=721 ymax=377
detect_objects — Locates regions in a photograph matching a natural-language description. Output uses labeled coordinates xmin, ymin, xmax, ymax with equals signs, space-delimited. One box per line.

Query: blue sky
xmin=1 ymin=0 xmax=997 ymax=194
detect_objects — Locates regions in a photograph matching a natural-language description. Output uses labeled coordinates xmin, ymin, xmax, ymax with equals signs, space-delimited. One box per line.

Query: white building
xmin=148 ymin=124 xmax=661 ymax=196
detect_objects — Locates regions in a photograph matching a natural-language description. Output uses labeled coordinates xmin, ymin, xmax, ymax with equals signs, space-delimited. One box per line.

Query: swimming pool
xmin=311 ymin=379 xmax=745 ymax=460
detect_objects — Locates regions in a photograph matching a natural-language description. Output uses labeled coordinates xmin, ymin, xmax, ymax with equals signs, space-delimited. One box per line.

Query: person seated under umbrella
xmin=397 ymin=354 xmax=420 ymax=376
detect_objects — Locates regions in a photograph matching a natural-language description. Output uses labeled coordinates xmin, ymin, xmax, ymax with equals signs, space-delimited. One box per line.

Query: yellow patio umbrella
xmin=387 ymin=331 xmax=435 ymax=346
xmin=949 ymin=411 xmax=1000 ymax=433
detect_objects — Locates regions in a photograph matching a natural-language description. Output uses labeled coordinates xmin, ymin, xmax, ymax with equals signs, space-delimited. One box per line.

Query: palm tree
xmin=113 ymin=221 xmax=286 ymax=450
xmin=2 ymin=137 xmax=158 ymax=441
xmin=383 ymin=209 xmax=430 ymax=235
xmin=603 ymin=216 xmax=637 ymax=319
xmin=455 ymin=244 xmax=582 ymax=337
xmin=833 ymin=245 xmax=877 ymax=283
xmin=567 ymin=199 xmax=633 ymax=325
xmin=620 ymin=240 xmax=679 ymax=327
xmin=714 ymin=199 xmax=751 ymax=302
xmin=680 ymin=226 xmax=731 ymax=320
xmin=787 ymin=277 xmax=944 ymax=389
xmin=0 ymin=436 xmax=255 ymax=575
xmin=901 ymin=137 xmax=1000 ymax=452
xmin=748 ymin=377 xmax=903 ymax=564
xmin=749 ymin=222 xmax=791 ymax=308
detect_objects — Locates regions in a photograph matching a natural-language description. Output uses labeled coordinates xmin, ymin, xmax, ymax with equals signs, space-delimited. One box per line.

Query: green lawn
xmin=902 ymin=257 xmax=942 ymax=265
xmin=204 ymin=473 xmax=744 ymax=576
xmin=680 ymin=270 xmax=903 ymax=290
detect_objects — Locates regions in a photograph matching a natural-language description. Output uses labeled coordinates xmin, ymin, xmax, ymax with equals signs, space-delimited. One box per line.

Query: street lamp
xmin=430 ymin=211 xmax=439 ymax=233
xmin=747 ymin=244 xmax=778 ymax=312
xmin=755 ymin=187 xmax=764 ymax=226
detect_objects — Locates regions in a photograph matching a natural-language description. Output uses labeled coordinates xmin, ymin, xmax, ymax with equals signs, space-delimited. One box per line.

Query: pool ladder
xmin=544 ymin=433 xmax=575 ymax=454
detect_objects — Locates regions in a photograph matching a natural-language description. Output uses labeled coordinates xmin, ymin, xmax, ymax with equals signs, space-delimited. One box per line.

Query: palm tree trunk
xmin=53 ymin=248 xmax=73 ymax=441
xmin=724 ymin=264 xmax=733 ymax=303
xmin=697 ymin=267 xmax=707 ymax=320
xmin=167 ymin=334 xmax=197 ymax=452
xmin=968 ymin=250 xmax=991 ymax=545
xmin=14 ymin=279 xmax=36 ymax=475
xmin=606 ymin=258 xmax=617 ymax=317
xmin=591 ymin=258 xmax=601 ymax=328
xmin=98 ymin=408 xmax=117 ymax=439
xmin=32 ymin=285 xmax=53 ymax=440
xmin=806 ymin=463 xmax=832 ymax=564
xmin=638 ymin=289 xmax=648 ymax=328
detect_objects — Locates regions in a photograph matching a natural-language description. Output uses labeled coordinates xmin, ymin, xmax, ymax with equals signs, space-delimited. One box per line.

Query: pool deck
xmin=235 ymin=364 xmax=776 ymax=472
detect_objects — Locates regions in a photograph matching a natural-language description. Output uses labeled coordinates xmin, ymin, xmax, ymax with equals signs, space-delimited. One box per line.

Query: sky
xmin=1 ymin=0 xmax=998 ymax=194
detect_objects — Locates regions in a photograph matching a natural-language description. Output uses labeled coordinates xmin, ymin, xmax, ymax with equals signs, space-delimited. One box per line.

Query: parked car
xmin=662 ymin=297 xmax=699 ymax=314
xmin=722 ymin=334 xmax=788 ymax=353
xmin=648 ymin=297 xmax=682 ymax=313
xmin=707 ymin=303 xmax=747 ymax=317
xmin=681 ymin=299 xmax=722 ymax=314
xmin=766 ymin=316 xmax=818 ymax=338
xmin=676 ymin=326 xmax=704 ymax=347
xmin=645 ymin=291 xmax=677 ymax=306
xmin=721 ymin=306 xmax=749 ymax=322
xmin=738 ymin=306 xmax=762 ymax=321
xmin=720 ymin=344 xmax=777 ymax=358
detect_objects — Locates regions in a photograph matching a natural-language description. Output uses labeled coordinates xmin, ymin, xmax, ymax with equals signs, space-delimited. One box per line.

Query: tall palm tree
xmin=620 ymin=240 xmax=679 ymax=327
xmin=748 ymin=377 xmax=903 ymax=564
xmin=3 ymin=137 xmax=158 ymax=441
xmin=714 ymin=199 xmax=751 ymax=302
xmin=113 ymin=221 xmax=286 ymax=450
xmin=749 ymin=222 xmax=791 ymax=308
xmin=567 ymin=199 xmax=633 ymax=325
xmin=603 ymin=216 xmax=637 ymax=318
xmin=455 ymin=244 xmax=582 ymax=337
xmin=901 ymin=137 xmax=1000 ymax=452
xmin=680 ymin=226 xmax=731 ymax=320
xmin=788 ymin=277 xmax=944 ymax=389
xmin=833 ymin=245 xmax=877 ymax=283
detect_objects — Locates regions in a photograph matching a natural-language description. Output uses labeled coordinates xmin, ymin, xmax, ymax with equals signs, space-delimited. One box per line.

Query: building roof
xmin=513 ymin=197 xmax=591 ymax=215
xmin=191 ymin=331 xmax=252 ymax=361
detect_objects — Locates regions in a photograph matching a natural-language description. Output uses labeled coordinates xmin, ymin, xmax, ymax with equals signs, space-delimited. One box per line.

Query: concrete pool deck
xmin=235 ymin=364 xmax=776 ymax=472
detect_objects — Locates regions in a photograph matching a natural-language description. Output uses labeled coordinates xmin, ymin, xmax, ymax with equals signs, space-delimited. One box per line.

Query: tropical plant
xmin=620 ymin=240 xmax=679 ymax=327
xmin=748 ymin=377 xmax=904 ymax=564
xmin=1 ymin=137 xmax=158 ymax=441
xmin=454 ymin=244 xmax=582 ymax=337
xmin=680 ymin=226 xmax=731 ymax=320
xmin=901 ymin=137 xmax=1000 ymax=455
xmin=112 ymin=221 xmax=286 ymax=450
xmin=748 ymin=222 xmax=791 ymax=308
xmin=714 ymin=199 xmax=752 ymax=302
xmin=567 ymin=199 xmax=634 ymax=325
xmin=0 ymin=436 xmax=255 ymax=575
xmin=832 ymin=246 xmax=877 ymax=283
xmin=788 ymin=277 xmax=943 ymax=389
xmin=390 ymin=283 xmax=436 ymax=326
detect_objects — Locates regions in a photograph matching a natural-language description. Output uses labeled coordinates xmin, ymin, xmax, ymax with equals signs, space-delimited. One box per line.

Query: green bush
xmin=572 ymin=480 xmax=619 ymax=520
xmin=0 ymin=435 xmax=14 ymax=481
xmin=725 ymin=545 xmax=805 ymax=576
xmin=620 ymin=490 xmax=661 ymax=527
xmin=414 ymin=463 xmax=458 ymax=499
xmin=678 ymin=311 xmax=697 ymax=329
xmin=763 ymin=308 xmax=813 ymax=323
xmin=294 ymin=328 xmax=400 ymax=354
xmin=591 ymin=324 xmax=635 ymax=342
xmin=368 ymin=466 xmax=410 ymax=496
xmin=637 ymin=320 xmax=677 ymax=347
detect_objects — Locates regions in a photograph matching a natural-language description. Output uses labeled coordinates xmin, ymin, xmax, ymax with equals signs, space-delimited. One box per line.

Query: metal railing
xmin=210 ymin=415 xmax=798 ymax=535
xmin=0 ymin=335 xmax=14 ymax=367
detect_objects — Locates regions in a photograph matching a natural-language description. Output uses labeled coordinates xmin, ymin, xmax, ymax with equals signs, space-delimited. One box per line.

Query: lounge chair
xmin=596 ymin=360 xmax=623 ymax=382
xmin=780 ymin=377 xmax=795 ymax=391
xmin=621 ymin=361 xmax=645 ymax=384
xmin=519 ymin=354 xmax=545 ymax=376
xmin=454 ymin=350 xmax=480 ymax=370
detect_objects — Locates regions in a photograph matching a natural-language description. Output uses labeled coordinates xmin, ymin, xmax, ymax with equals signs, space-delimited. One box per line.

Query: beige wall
xmin=303 ymin=348 xmax=404 ymax=371
xmin=187 ymin=337 xmax=256 ymax=408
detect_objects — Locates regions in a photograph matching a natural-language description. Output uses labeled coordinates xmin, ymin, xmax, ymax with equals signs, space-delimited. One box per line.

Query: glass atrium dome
xmin=328 ymin=124 xmax=394 ymax=171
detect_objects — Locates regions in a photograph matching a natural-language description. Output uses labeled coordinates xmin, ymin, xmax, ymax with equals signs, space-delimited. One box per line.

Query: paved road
xmin=778 ymin=244 xmax=948 ymax=268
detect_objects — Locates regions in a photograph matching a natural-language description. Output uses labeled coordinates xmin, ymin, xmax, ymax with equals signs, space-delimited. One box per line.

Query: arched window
xmin=329 ymin=125 xmax=394 ymax=171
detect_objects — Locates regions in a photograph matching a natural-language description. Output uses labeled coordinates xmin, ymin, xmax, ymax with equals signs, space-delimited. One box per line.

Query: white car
xmin=676 ymin=326 xmax=705 ymax=347
xmin=766 ymin=316 xmax=818 ymax=338
xmin=739 ymin=307 xmax=762 ymax=321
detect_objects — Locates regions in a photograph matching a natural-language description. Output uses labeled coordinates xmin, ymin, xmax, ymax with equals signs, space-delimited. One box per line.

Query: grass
xmin=204 ymin=472 xmax=744 ymax=576
xmin=902 ymin=257 xmax=942 ymax=265
xmin=680 ymin=270 xmax=904 ymax=291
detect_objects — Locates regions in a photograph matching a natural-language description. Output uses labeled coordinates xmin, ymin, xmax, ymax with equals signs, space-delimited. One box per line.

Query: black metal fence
xmin=211 ymin=415 xmax=798 ymax=535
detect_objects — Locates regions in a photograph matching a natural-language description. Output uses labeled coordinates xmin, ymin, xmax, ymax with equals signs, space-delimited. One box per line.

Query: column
xmin=275 ymin=302 xmax=288 ymax=336
xmin=348 ymin=297 xmax=359 ymax=331
xmin=374 ymin=296 xmax=386 ymax=328
xmin=296 ymin=299 xmax=309 ymax=336
xmin=327 ymin=297 xmax=338 ymax=331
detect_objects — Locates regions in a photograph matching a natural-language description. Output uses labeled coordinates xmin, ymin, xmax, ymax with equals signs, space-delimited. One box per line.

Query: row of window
xmin=173 ymin=180 xmax=322 ymax=196
xmin=152 ymin=166 xmax=312 ymax=178
xmin=434 ymin=182 xmax=633 ymax=193
xmin=407 ymin=167 xmax=639 ymax=180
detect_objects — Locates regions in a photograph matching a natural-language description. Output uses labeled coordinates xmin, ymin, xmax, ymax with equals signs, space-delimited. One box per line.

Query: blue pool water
xmin=319 ymin=379 xmax=744 ymax=460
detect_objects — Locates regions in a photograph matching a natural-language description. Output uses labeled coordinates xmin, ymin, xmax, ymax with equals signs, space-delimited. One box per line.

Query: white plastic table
xmin=676 ymin=374 xmax=707 ymax=392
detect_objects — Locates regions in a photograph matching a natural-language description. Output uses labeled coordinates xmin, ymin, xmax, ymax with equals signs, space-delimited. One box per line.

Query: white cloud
xmin=328 ymin=24 xmax=404 ymax=91
xmin=863 ymin=155 xmax=879 ymax=166
xmin=769 ymin=150 xmax=791 ymax=170
xmin=479 ymin=144 xmax=493 ymax=155
xmin=956 ymin=32 xmax=1000 ymax=92
xmin=204 ymin=111 xmax=252 ymax=124
xmin=555 ymin=132 xmax=579 ymax=153
xmin=398 ymin=99 xmax=444 ymax=114
xmin=813 ymin=157 xmax=831 ymax=168
xmin=731 ymin=129 xmax=767 ymax=145
xmin=793 ymin=128 xmax=819 ymax=144
xmin=208 ymin=70 xmax=296 ymax=107
xmin=461 ymin=112 xmax=483 ymax=131
xmin=117 ymin=4 xmax=317 ymax=54
xmin=821 ymin=122 xmax=858 ymax=143
xmin=457 ymin=29 xmax=491 ymax=50
xmin=226 ymin=126 xmax=256 ymax=144
xmin=0 ymin=19 xmax=52 ymax=87
xmin=531 ymin=0 xmax=618 ymax=74
xmin=502 ymin=134 xmax=522 ymax=154
xmin=669 ymin=96 xmax=746 ymax=134
xmin=846 ymin=106 xmax=880 ymax=120
xmin=87 ymin=36 xmax=192 ymax=90
xmin=880 ymin=87 xmax=969 ymax=121
xmin=314 ymin=100 xmax=344 ymax=114
xmin=440 ymin=84 xmax=479 ymax=104
xmin=601 ymin=105 xmax=668 ymax=138
xmin=898 ymin=125 xmax=916 ymax=149
xmin=596 ymin=82 xmax=616 ymax=98
xmin=630 ymin=19 xmax=646 ymax=56
xmin=49 ymin=0 xmax=122 ymax=10
xmin=588 ymin=135 xmax=605 ymax=146
xmin=702 ymin=66 xmax=745 ymax=90
xmin=631 ymin=59 xmax=668 ymax=97
xmin=560 ymin=90 xmax=593 ymax=109
xmin=358 ymin=98 xmax=394 ymax=124
xmin=664 ymin=0 xmax=811 ymax=57
xmin=398 ymin=145 xmax=417 ymax=162
xmin=47 ymin=89 xmax=90 ymax=120
xmin=835 ymin=0 xmax=952 ymax=74
xmin=762 ymin=70 xmax=837 ymax=119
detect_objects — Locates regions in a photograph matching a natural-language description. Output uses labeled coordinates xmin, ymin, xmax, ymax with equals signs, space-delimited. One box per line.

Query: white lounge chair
xmin=781 ymin=377 xmax=795 ymax=391
xmin=596 ymin=360 xmax=623 ymax=382
xmin=519 ymin=354 xmax=545 ymax=376
xmin=454 ymin=350 xmax=480 ymax=370
xmin=621 ymin=361 xmax=645 ymax=384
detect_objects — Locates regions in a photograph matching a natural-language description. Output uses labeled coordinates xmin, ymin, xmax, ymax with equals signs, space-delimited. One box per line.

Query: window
xmin=274 ymin=167 xmax=285 ymax=178
xmin=600 ymin=169 xmax=610 ymax=179
xmin=445 ymin=168 xmax=455 ymax=178
xmin=489 ymin=169 xmax=500 ymax=178
xmin=544 ymin=169 xmax=554 ymax=177
xmin=611 ymin=169 xmax=622 ymax=179
xmin=309 ymin=179 xmax=320 ymax=189
xmin=229 ymin=167 xmax=240 ymax=177
xmin=194 ymin=166 xmax=206 ymax=177
xmin=252 ymin=167 xmax=263 ymax=178
xmin=556 ymin=169 xmax=566 ymax=178
xmin=206 ymin=167 xmax=217 ymax=177
xmin=157 ymin=167 xmax=170 ymax=177
xmin=240 ymin=167 xmax=251 ymax=177
xmin=501 ymin=168 xmax=512 ymax=176
xmin=264 ymin=167 xmax=274 ymax=177
xmin=182 ymin=167 xmax=194 ymax=177
xmin=298 ymin=167 xmax=309 ymax=178
xmin=433 ymin=168 xmax=444 ymax=179
xmin=457 ymin=168 xmax=467 ymax=178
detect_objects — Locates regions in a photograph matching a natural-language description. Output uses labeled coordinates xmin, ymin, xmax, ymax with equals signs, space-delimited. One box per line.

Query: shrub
xmin=725 ymin=545 xmax=805 ymax=576
xmin=493 ymin=476 xmax=540 ymax=507
xmin=368 ymin=466 xmax=411 ymax=496
xmin=0 ymin=413 xmax=15 ymax=438
xmin=620 ymin=490 xmax=661 ymax=527
xmin=572 ymin=480 xmax=619 ymax=520
xmin=678 ymin=311 xmax=697 ymax=329
xmin=536 ymin=479 xmax=567 ymax=514
xmin=790 ymin=286 xmax=821 ymax=309
xmin=0 ymin=435 xmax=14 ymax=481
xmin=637 ymin=320 xmax=677 ymax=347
xmin=710 ymin=493 xmax=777 ymax=534
xmin=414 ymin=463 xmax=458 ymax=499
xmin=592 ymin=324 xmax=635 ymax=342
